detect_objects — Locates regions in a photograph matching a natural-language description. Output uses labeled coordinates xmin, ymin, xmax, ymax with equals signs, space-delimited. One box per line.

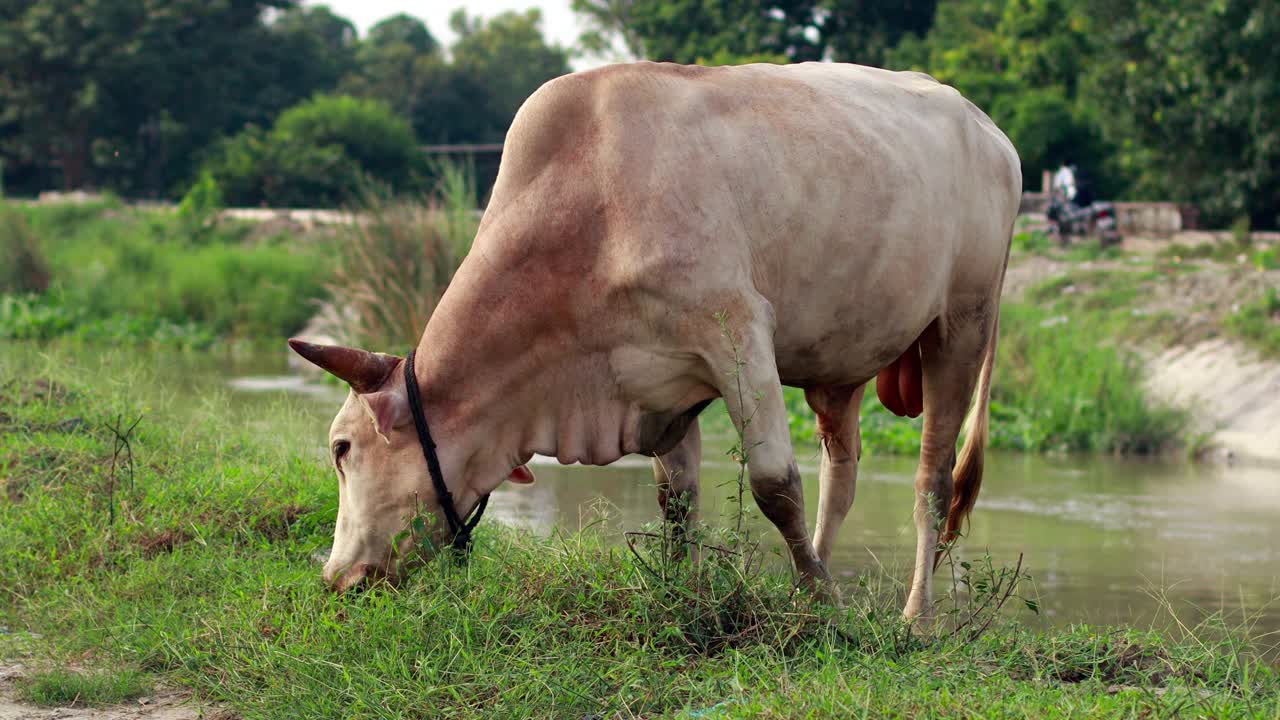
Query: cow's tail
xmin=934 ymin=308 xmax=998 ymax=570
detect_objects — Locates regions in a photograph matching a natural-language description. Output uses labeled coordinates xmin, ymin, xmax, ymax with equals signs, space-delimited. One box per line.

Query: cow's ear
xmin=507 ymin=465 xmax=536 ymax=484
xmin=358 ymin=390 xmax=410 ymax=442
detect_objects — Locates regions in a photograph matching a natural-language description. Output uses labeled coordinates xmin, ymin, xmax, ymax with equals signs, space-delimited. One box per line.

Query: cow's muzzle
xmin=327 ymin=561 xmax=388 ymax=593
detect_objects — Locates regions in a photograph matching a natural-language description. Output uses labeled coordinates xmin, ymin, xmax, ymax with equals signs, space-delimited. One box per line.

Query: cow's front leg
xmin=711 ymin=312 xmax=832 ymax=599
xmin=654 ymin=419 xmax=701 ymax=561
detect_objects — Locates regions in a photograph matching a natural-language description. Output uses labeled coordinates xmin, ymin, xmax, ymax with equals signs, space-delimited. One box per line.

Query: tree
xmin=410 ymin=60 xmax=505 ymax=144
xmin=449 ymin=9 xmax=572 ymax=123
xmin=822 ymin=0 xmax=937 ymax=67
xmin=341 ymin=14 xmax=438 ymax=119
xmin=572 ymin=0 xmax=936 ymax=67
xmin=0 ymin=0 xmax=361 ymax=197
xmin=886 ymin=0 xmax=1117 ymax=194
xmin=260 ymin=5 xmax=359 ymax=113
xmin=1083 ymin=0 xmax=1280 ymax=227
xmin=571 ymin=0 xmax=647 ymax=60
xmin=595 ymin=0 xmax=825 ymax=65
xmin=366 ymin=13 xmax=438 ymax=56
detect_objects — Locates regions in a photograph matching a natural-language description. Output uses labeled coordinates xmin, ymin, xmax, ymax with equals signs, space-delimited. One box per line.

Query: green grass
xmin=991 ymin=303 xmax=1186 ymax=453
xmin=1226 ymin=287 xmax=1280 ymax=356
xmin=17 ymin=668 xmax=152 ymax=707
xmin=1 ymin=352 xmax=1274 ymax=718
xmin=1 ymin=200 xmax=332 ymax=344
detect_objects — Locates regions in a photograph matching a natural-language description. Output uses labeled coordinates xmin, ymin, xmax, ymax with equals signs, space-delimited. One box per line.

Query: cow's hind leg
xmin=654 ymin=419 xmax=701 ymax=560
xmin=804 ymin=383 xmax=865 ymax=567
xmin=711 ymin=305 xmax=832 ymax=597
xmin=902 ymin=310 xmax=991 ymax=623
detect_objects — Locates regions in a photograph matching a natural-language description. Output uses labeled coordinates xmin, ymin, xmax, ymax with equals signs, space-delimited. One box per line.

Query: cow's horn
xmin=288 ymin=339 xmax=398 ymax=393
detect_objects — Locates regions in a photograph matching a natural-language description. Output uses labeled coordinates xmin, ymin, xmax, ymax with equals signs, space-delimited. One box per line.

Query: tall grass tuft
xmin=323 ymin=162 xmax=479 ymax=352
xmin=18 ymin=669 xmax=152 ymax=708
xmin=992 ymin=303 xmax=1186 ymax=453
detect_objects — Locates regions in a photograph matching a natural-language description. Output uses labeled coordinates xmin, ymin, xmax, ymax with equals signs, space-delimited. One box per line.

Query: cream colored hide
xmin=292 ymin=61 xmax=1021 ymax=621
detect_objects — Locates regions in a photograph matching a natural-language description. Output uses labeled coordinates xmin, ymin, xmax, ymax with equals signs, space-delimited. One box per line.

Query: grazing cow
xmin=291 ymin=61 xmax=1021 ymax=620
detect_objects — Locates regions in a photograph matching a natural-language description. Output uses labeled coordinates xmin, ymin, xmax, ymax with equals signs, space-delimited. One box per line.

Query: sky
xmin=313 ymin=0 xmax=593 ymax=66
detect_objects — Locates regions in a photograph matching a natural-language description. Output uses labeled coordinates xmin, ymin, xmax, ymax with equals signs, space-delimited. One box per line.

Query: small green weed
xmin=1013 ymin=229 xmax=1053 ymax=254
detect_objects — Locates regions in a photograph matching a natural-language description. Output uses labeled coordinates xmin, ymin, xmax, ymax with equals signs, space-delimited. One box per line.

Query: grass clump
xmin=18 ymin=668 xmax=152 ymax=707
xmin=1013 ymin=228 xmax=1054 ymax=254
xmin=321 ymin=167 xmax=477 ymax=352
xmin=1226 ymin=287 xmax=1280 ymax=356
xmin=992 ymin=303 xmax=1185 ymax=453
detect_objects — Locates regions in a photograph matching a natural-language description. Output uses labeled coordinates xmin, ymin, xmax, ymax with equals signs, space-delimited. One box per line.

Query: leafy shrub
xmin=205 ymin=94 xmax=421 ymax=207
xmin=0 ymin=294 xmax=78 ymax=339
xmin=1230 ymin=215 xmax=1251 ymax=247
xmin=175 ymin=170 xmax=225 ymax=239
xmin=0 ymin=293 xmax=217 ymax=349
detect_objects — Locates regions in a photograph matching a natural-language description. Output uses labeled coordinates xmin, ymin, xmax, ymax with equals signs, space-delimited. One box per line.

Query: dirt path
xmin=1003 ymin=241 xmax=1280 ymax=465
xmin=0 ymin=665 xmax=211 ymax=720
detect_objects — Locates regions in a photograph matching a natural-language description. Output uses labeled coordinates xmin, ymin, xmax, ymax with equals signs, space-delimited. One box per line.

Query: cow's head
xmin=289 ymin=339 xmax=534 ymax=592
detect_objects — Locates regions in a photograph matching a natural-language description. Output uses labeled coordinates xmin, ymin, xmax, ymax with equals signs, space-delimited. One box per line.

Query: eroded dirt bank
xmin=1003 ymin=237 xmax=1280 ymax=465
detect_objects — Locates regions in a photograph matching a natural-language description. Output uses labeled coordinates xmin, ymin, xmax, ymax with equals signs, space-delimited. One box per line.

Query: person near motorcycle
xmin=1047 ymin=164 xmax=1119 ymax=245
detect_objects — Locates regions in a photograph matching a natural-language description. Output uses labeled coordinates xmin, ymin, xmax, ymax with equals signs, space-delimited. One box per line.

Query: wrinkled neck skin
xmin=411 ymin=243 xmax=637 ymax=512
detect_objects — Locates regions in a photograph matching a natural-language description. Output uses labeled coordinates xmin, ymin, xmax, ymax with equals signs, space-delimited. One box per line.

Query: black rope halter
xmin=403 ymin=350 xmax=489 ymax=555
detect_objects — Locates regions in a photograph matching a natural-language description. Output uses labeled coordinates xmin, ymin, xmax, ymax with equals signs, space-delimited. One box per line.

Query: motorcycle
xmin=1045 ymin=165 xmax=1121 ymax=247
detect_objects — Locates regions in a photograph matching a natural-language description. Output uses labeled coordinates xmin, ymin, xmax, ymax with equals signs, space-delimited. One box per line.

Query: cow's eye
xmin=333 ymin=440 xmax=352 ymax=465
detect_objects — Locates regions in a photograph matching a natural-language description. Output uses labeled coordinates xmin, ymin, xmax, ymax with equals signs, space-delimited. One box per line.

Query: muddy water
xmin=10 ymin=344 xmax=1277 ymax=637
xmin=494 ymin=452 xmax=1280 ymax=635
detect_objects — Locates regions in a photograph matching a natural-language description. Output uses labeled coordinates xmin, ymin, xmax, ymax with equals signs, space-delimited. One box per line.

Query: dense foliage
xmin=203 ymin=95 xmax=420 ymax=207
xmin=0 ymin=1 xmax=568 ymax=203
xmin=0 ymin=0 xmax=1275 ymax=226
